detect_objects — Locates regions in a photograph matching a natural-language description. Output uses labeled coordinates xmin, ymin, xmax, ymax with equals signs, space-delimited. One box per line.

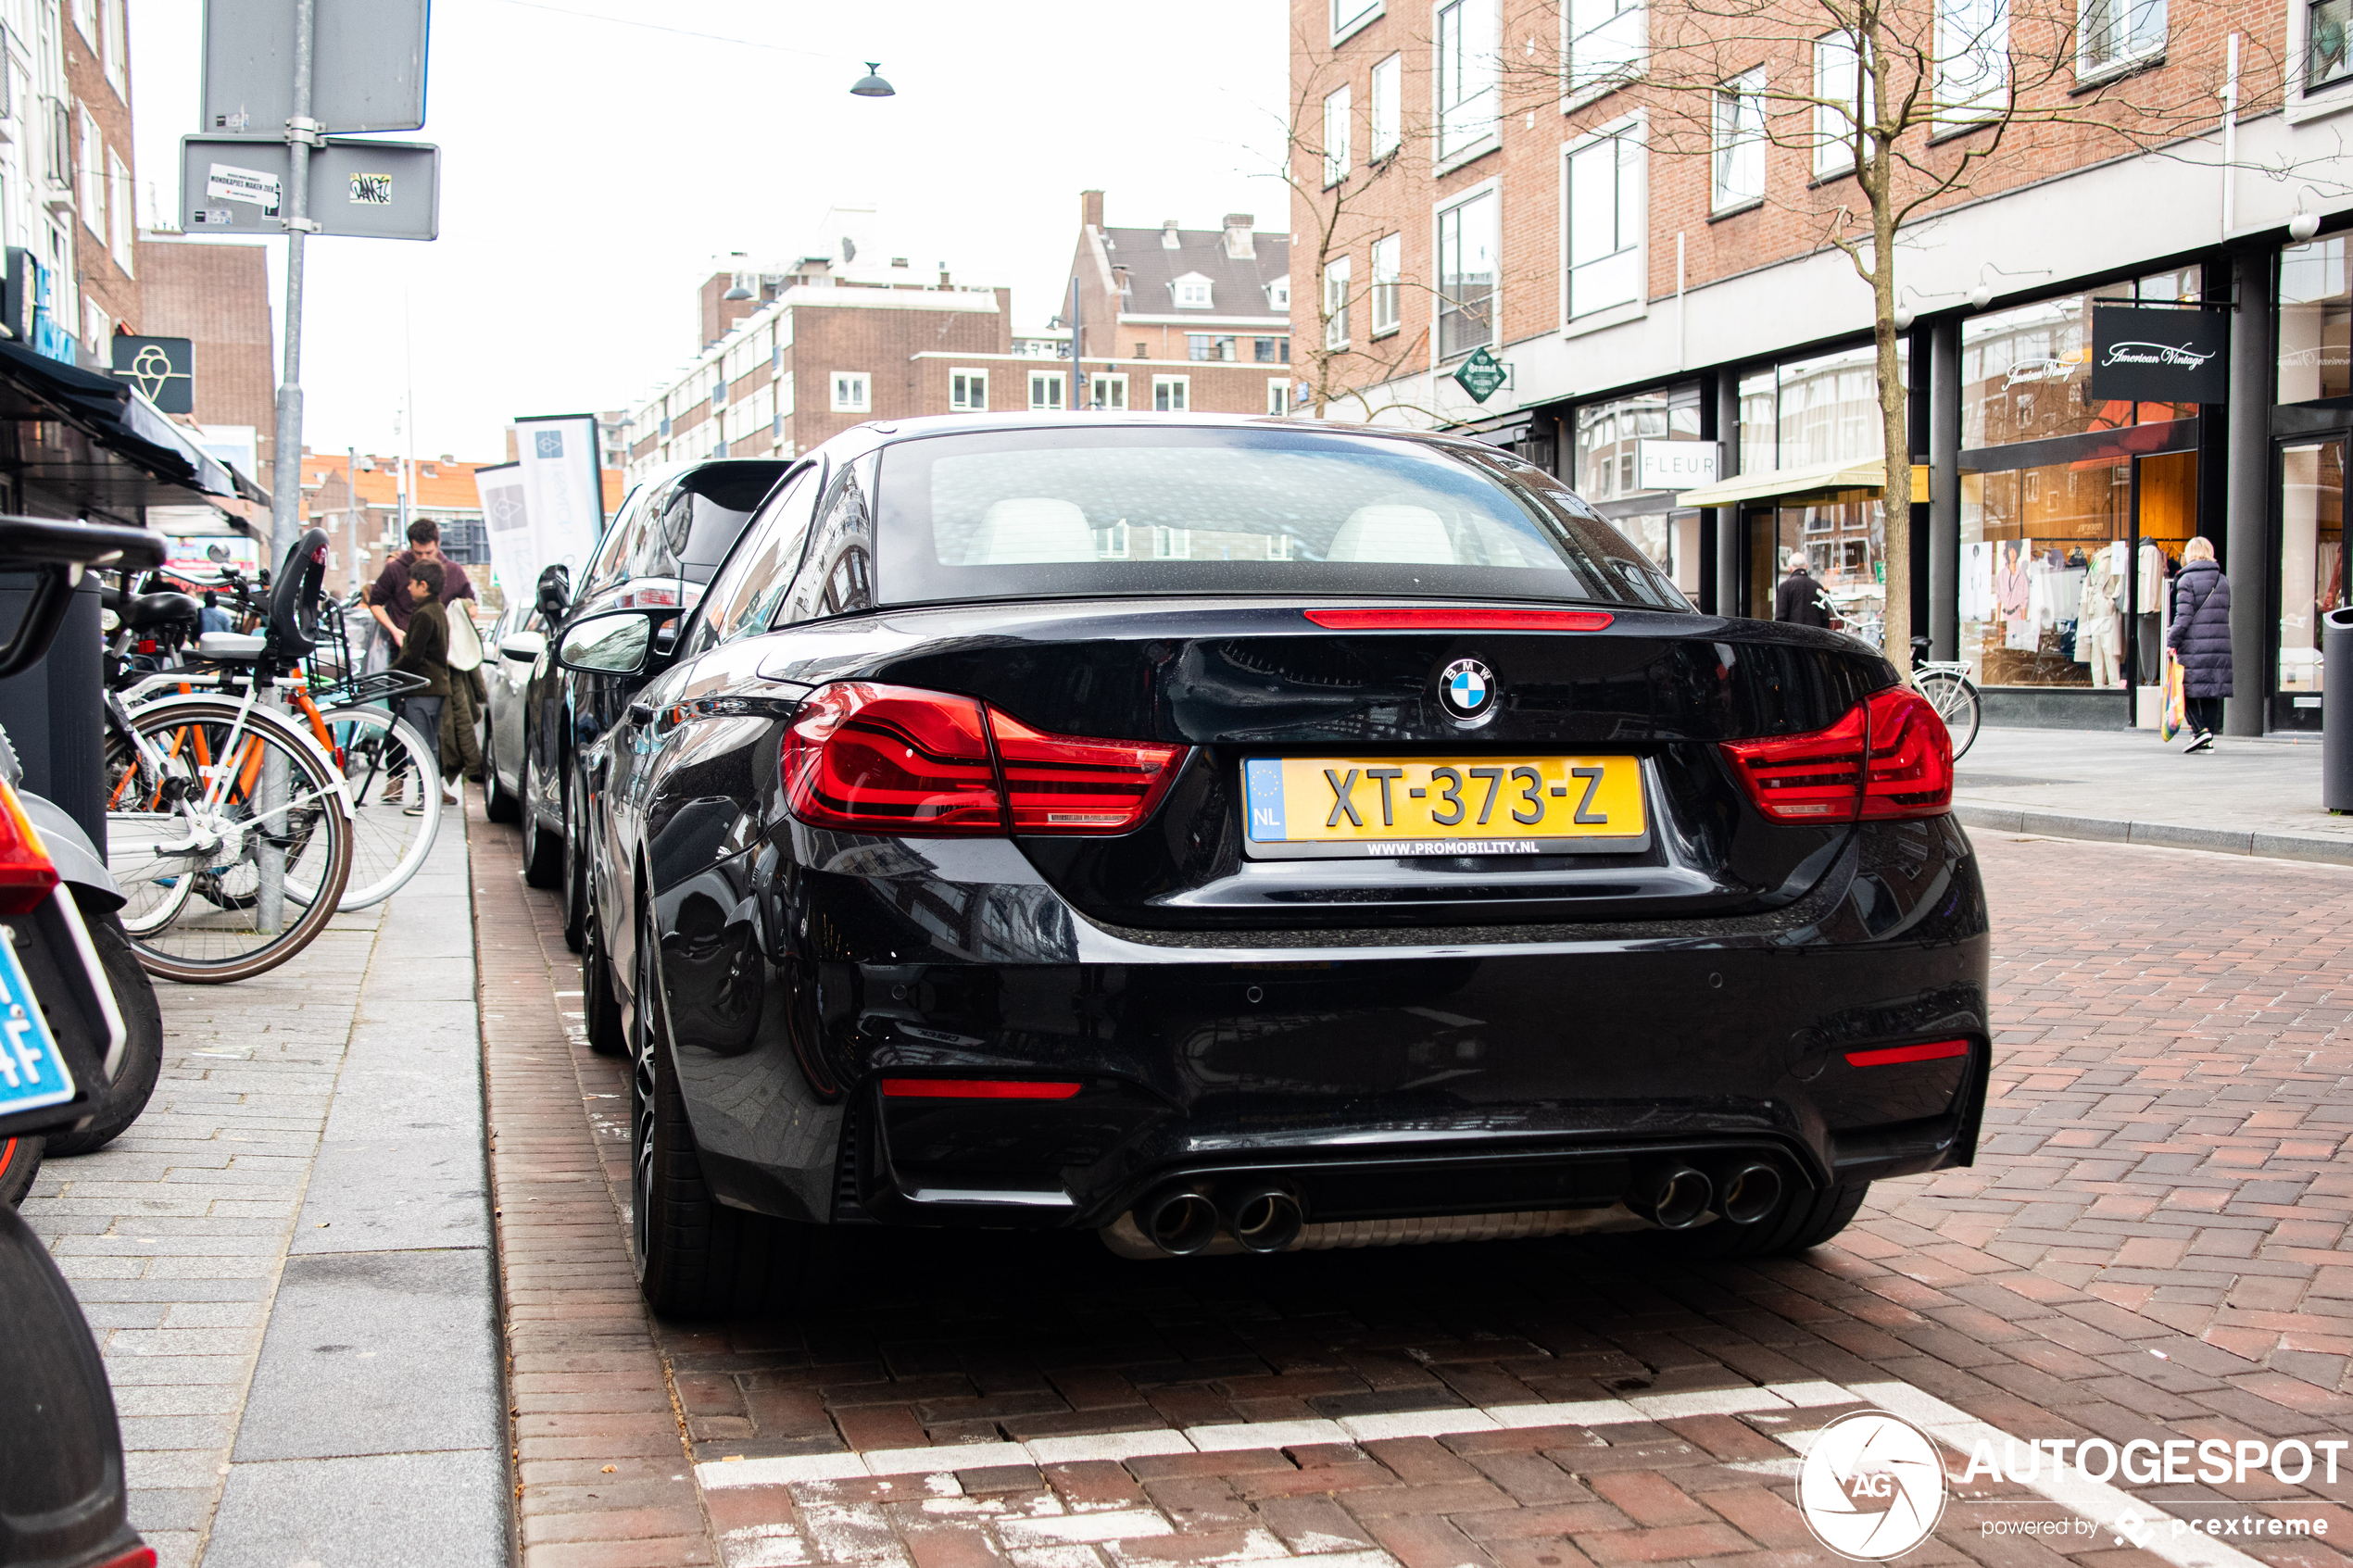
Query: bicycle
xmin=100 ymin=529 xmax=359 ymax=984
xmin=1909 ymin=635 xmax=1982 ymax=759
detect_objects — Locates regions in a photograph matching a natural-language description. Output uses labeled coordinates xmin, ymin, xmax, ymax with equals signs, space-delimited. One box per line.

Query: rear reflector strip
xmin=1302 ymin=608 xmax=1615 ymax=632
xmin=879 ymin=1078 xmax=1083 ymax=1099
xmin=1844 ymin=1039 xmax=1969 ymax=1068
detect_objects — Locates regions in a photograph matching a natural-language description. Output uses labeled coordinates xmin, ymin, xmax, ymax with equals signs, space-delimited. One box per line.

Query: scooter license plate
xmin=0 ymin=924 xmax=75 ymax=1117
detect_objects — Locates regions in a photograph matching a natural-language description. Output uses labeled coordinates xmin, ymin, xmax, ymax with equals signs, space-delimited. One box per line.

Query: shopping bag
xmin=2160 ymin=652 xmax=2187 ymax=741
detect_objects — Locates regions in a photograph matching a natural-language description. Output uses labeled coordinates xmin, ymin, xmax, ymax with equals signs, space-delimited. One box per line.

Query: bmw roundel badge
xmin=1437 ymin=657 xmax=1499 ymax=722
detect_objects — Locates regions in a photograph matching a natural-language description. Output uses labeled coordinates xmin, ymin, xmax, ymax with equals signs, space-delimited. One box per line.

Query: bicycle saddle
xmin=128 ymin=591 xmax=201 ymax=632
xmin=195 ymin=631 xmax=268 ymax=660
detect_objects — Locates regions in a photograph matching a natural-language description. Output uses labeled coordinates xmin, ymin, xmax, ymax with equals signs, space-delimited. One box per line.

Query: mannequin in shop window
xmin=1994 ymin=543 xmax=2032 ymax=650
xmin=2076 ymin=541 xmax=2125 ymax=687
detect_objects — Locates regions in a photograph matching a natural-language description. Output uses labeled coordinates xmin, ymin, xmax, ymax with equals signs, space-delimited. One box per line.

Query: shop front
xmin=1564 ymin=381 xmax=1708 ymax=598
xmin=2273 ymin=235 xmax=2353 ymax=730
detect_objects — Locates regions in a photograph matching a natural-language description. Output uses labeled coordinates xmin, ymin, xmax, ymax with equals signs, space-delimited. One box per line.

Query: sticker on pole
xmin=206 ymin=163 xmax=282 ymax=216
xmin=1796 ymin=1410 xmax=1949 ymax=1560
xmin=348 ymin=172 xmax=392 ymax=206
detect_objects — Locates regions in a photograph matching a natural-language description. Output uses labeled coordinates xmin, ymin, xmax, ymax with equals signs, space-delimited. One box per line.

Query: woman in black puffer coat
xmin=2164 ymin=536 xmax=2233 ymax=752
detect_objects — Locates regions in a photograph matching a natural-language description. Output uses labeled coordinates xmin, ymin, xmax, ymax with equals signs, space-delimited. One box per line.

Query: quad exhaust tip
xmin=1138 ymin=1187 xmax=1219 ymax=1255
xmin=1225 ymin=1186 xmax=1305 ymax=1254
xmin=1629 ymin=1163 xmax=1713 ymax=1230
xmin=1714 ymin=1162 xmax=1783 ymax=1226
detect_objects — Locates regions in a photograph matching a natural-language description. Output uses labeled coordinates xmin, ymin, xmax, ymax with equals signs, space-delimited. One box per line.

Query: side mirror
xmin=499 ymin=629 xmax=547 ymax=664
xmin=557 ymin=609 xmax=661 ymax=676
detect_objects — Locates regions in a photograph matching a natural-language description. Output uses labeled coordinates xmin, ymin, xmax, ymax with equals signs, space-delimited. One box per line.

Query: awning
xmin=0 ymin=338 xmax=240 ymax=519
xmin=1674 ymin=457 xmax=1891 ymax=508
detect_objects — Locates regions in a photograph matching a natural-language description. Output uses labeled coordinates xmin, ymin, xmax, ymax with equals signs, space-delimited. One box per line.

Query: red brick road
xmin=472 ymin=817 xmax=2353 ymax=1568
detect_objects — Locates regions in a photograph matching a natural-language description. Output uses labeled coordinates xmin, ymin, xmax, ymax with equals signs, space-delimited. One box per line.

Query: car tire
xmin=43 ymin=901 xmax=164 ymax=1159
xmin=0 ymin=1135 xmax=40 ymax=1207
xmin=483 ymin=728 xmax=520 ymax=823
xmin=560 ymin=781 xmax=587 ymax=954
xmin=521 ymin=744 xmax=564 ymax=889
xmin=631 ymin=906 xmax=805 ymax=1316
xmin=583 ymin=889 xmax=626 ymax=1059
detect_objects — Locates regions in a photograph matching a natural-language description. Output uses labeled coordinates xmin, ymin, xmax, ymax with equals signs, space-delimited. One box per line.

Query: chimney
xmin=1081 ymin=189 xmax=1104 ymax=231
xmin=1223 ymin=214 xmax=1256 ymax=260
xmin=1161 ymin=220 xmax=1181 ymax=250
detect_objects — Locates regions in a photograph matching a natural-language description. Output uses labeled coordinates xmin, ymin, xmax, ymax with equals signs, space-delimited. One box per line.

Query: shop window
xmin=1437 ymin=188 xmax=1497 ymax=358
xmin=2280 ymin=235 xmax=2351 ymax=404
xmin=1436 ymin=0 xmax=1498 ymax=162
xmin=1566 ymin=120 xmax=1642 ymax=319
xmin=1566 ymin=0 xmax=1644 ymax=98
xmin=1574 ymin=383 xmax=1701 ymax=504
xmin=1711 ymin=70 xmax=1765 ymax=210
xmin=2281 ymin=441 xmax=2345 ymax=712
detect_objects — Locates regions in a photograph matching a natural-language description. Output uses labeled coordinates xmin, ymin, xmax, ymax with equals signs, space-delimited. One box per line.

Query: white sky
xmin=128 ymin=0 xmax=1290 ymax=462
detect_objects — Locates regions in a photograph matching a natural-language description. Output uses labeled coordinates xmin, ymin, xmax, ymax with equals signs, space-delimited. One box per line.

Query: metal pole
xmin=1069 ymin=277 xmax=1083 ymax=410
xmin=346 ymin=445 xmax=359 ymax=591
xmin=258 ymin=0 xmax=317 ymax=936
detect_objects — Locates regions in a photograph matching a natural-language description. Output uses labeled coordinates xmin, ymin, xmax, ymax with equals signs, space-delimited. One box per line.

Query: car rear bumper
xmin=664 ymin=816 xmax=1991 ymax=1236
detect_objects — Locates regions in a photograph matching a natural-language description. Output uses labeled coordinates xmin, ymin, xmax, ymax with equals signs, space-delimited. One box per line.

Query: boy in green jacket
xmin=389 ymin=559 xmax=451 ymax=818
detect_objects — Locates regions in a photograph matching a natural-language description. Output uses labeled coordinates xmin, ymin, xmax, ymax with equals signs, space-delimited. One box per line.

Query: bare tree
xmin=1507 ymin=0 xmax=2284 ymax=658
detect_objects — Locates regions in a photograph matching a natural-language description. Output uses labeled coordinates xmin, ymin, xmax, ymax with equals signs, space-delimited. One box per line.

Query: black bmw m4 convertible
xmin=556 ymin=414 xmax=1990 ymax=1314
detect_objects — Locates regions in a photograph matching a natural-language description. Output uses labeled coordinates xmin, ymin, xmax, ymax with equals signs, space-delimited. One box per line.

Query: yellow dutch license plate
xmin=1240 ymin=756 xmax=1648 ymax=859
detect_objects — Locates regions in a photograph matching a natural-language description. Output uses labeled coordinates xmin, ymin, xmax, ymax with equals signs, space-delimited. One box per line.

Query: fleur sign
xmin=2090 ymin=304 xmax=2230 ymax=404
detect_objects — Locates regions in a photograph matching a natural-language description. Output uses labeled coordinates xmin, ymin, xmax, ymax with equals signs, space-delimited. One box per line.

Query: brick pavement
xmin=476 ymin=825 xmax=2353 ymax=1568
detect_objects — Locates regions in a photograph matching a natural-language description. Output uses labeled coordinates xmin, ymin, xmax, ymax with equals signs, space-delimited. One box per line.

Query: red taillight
xmin=1302 ymin=607 xmax=1615 ymax=632
xmin=1858 ymin=684 xmax=1954 ymax=820
xmin=617 ymin=583 xmax=683 ymax=608
xmin=1846 ymin=1038 xmax=1969 ymax=1068
xmin=880 ymin=1078 xmax=1083 ymax=1099
xmin=0 ymin=778 xmax=59 ymax=916
xmin=991 ymin=710 xmax=1183 ymax=834
xmin=782 ymin=684 xmax=1003 ymax=834
xmin=782 ymin=683 xmax=1187 ymax=838
xmin=1719 ymin=684 xmax=1953 ymax=825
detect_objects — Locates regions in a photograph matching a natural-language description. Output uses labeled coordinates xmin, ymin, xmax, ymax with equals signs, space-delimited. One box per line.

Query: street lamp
xmin=850 ymin=62 xmax=895 ymax=97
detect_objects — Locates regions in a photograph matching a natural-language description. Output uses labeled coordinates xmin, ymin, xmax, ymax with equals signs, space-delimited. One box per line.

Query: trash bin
xmin=2324 ymin=608 xmax=2353 ymax=812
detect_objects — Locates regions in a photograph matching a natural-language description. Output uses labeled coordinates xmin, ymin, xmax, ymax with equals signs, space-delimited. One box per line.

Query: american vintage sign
xmin=2089 ymin=304 xmax=2230 ymax=404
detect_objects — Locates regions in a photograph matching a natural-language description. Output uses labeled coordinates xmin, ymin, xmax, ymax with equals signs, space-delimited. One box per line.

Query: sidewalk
xmin=1955 ymin=723 xmax=2353 ymax=861
xmin=20 ymin=806 xmax=507 ymax=1568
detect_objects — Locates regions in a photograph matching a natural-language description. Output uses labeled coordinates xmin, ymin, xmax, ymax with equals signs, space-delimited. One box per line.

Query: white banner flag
xmin=511 ymin=413 xmax=604 ymax=593
xmin=472 ymin=460 xmax=533 ymax=605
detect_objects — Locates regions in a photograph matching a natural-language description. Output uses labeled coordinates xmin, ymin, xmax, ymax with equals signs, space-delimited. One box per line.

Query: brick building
xmin=1063 ymin=192 xmax=1296 ymax=415
xmin=135 ymin=236 xmax=274 ymax=471
xmin=1296 ymin=0 xmax=2353 ymax=738
xmin=63 ymin=0 xmax=135 ymax=347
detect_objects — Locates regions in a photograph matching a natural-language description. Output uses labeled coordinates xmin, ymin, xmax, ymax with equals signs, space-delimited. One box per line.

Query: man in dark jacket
xmin=388 ymin=559 xmax=453 ymax=814
xmin=2164 ymin=537 xmax=2232 ymax=752
xmin=1775 ymin=553 xmax=1831 ymax=627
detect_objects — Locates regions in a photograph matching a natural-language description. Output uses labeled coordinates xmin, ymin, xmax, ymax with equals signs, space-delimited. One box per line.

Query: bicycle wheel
xmin=318 ymin=703 xmax=440 ymax=909
xmin=103 ymin=726 xmax=199 ymax=937
xmin=104 ymin=697 xmax=353 ymax=984
xmin=1916 ymin=670 xmax=1981 ymax=759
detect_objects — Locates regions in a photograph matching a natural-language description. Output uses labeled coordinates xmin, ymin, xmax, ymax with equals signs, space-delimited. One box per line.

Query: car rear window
xmin=873 ymin=426 xmax=1685 ymax=609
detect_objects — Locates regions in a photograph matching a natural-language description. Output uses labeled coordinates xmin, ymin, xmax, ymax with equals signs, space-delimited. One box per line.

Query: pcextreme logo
xmin=1796 ymin=1411 xmax=1948 ymax=1561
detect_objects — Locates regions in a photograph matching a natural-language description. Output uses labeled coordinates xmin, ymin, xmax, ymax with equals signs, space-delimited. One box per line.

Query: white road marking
xmin=696 ymin=1374 xmax=2292 ymax=1568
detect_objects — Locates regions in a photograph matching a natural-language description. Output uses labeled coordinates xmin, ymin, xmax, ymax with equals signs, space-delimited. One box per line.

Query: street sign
xmin=1453 ymin=346 xmax=1508 ymax=404
xmin=200 ymin=0 xmax=429 ymax=135
xmin=181 ymin=136 xmax=440 ymax=239
xmin=111 ymin=336 xmax=196 ymax=414
xmin=1636 ymin=439 xmax=1720 ymax=491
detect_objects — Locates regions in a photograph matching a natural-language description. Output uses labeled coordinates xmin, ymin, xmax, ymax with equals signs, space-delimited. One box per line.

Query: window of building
xmin=1135 ymin=341 xmax=1150 ymax=359
xmin=77 ymin=107 xmax=100 ymax=238
xmin=100 ymin=0 xmax=123 ymax=94
xmin=1815 ymin=34 xmax=1859 ymax=176
xmin=831 ymin=371 xmax=870 ymax=413
xmin=70 ymin=0 xmax=94 ymax=45
xmin=1152 ymin=375 xmax=1189 ymax=411
xmin=2079 ymin=0 xmax=2163 ymax=78
xmin=1436 ymin=0 xmax=1498 ymax=163
xmin=1575 ymin=383 xmax=1703 ymax=503
xmin=2282 ymin=235 xmax=2352 ymax=403
xmin=1266 ymin=378 xmax=1291 ymax=415
xmin=1566 ymin=0 xmax=1643 ymax=98
xmin=2308 ymin=0 xmax=2353 ymax=90
xmin=951 ymin=369 xmax=988 ymax=410
xmin=1323 ymin=84 xmax=1352 ymax=186
xmin=1188 ymin=333 xmax=1238 ymax=361
xmin=1255 ymin=333 xmax=1290 ymax=362
xmin=1089 ymin=372 xmax=1128 ymax=408
xmin=1711 ymin=70 xmax=1765 ymax=210
xmin=1370 ymin=233 xmax=1402 ymax=335
xmin=775 ymin=370 xmax=795 ymax=419
xmin=1937 ymin=0 xmax=2009 ymax=121
xmin=1173 ymin=274 xmax=1213 ymax=307
xmin=1153 ymin=525 xmax=1190 ymax=558
xmin=1566 ymin=122 xmax=1642 ymax=319
xmin=107 ymin=148 xmax=131 ymax=274
xmin=711 ymin=376 xmax=727 ymax=409
xmin=1265 ymin=277 xmax=1290 ymax=310
xmin=1029 ymin=370 xmax=1066 ymax=409
xmin=1334 ymin=0 xmax=1384 ymax=42
xmin=1436 ymin=188 xmax=1497 ymax=359
xmin=1324 ymin=255 xmax=1352 ymax=350
xmin=83 ymin=299 xmax=105 ymax=354
xmin=1370 ymin=53 xmax=1402 ymax=158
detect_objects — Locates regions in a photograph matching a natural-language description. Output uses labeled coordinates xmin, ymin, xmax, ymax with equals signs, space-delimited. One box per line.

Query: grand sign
xmin=2089 ymin=304 xmax=2230 ymax=404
